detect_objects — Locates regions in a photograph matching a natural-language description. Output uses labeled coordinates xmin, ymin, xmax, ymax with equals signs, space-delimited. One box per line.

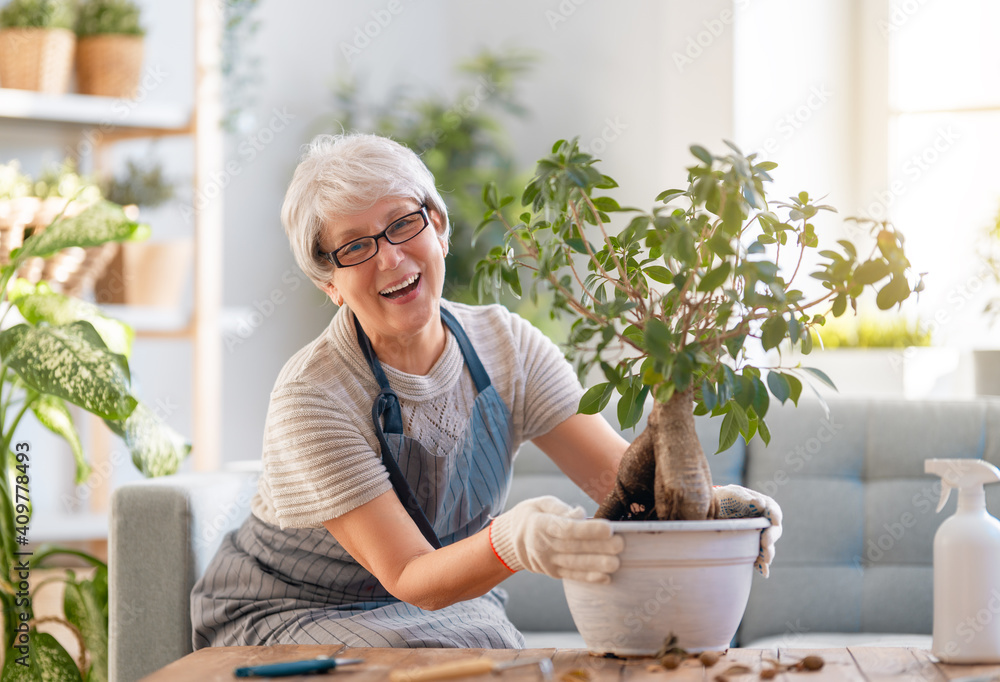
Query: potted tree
xmin=0 ymin=200 xmax=191 ymax=680
xmin=0 ymin=0 xmax=76 ymax=93
xmin=476 ymin=139 xmax=919 ymax=654
xmin=74 ymin=0 xmax=144 ymax=98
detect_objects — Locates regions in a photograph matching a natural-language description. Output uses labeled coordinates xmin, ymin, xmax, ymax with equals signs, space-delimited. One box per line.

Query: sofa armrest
xmin=109 ymin=468 xmax=258 ymax=682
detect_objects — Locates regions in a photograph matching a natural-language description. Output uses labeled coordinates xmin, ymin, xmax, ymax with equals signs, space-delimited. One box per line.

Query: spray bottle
xmin=925 ymin=458 xmax=1000 ymax=663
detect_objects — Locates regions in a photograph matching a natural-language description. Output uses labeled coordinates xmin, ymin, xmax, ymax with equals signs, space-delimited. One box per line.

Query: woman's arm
xmin=322 ymin=491 xmax=510 ymax=611
xmin=531 ymin=412 xmax=629 ymax=504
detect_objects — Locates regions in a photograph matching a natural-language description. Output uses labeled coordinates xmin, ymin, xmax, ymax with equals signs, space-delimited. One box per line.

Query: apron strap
xmin=352 ymin=307 xmax=496 ymax=551
xmin=354 ymin=314 xmax=440 ymax=548
xmin=440 ymin=307 xmax=491 ymax=393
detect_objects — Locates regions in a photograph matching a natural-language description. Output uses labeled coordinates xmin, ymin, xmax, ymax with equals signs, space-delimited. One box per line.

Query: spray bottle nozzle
xmin=925 ymin=459 xmax=1000 ymax=513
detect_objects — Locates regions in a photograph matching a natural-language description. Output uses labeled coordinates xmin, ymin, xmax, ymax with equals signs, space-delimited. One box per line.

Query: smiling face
xmin=321 ymin=195 xmax=449 ymax=365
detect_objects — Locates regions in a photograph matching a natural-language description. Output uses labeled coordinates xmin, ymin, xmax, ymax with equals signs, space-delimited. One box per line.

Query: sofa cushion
xmin=738 ymin=397 xmax=1000 ymax=645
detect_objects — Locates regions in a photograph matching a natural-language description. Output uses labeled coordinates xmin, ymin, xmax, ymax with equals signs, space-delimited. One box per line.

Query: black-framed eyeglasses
xmin=319 ymin=205 xmax=430 ymax=268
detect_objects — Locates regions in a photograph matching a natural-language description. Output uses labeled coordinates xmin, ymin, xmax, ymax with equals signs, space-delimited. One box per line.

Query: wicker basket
xmin=0 ymin=28 xmax=75 ymax=93
xmin=94 ymin=238 xmax=192 ymax=306
xmin=0 ymin=197 xmax=117 ymax=296
xmin=75 ymin=34 xmax=144 ymax=99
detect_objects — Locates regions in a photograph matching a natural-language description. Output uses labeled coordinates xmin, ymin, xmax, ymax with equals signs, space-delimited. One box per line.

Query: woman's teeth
xmin=380 ymin=273 xmax=420 ymax=297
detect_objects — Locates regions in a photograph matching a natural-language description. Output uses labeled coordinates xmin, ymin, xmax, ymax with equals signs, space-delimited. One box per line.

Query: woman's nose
xmin=375 ymin=239 xmax=405 ymax=269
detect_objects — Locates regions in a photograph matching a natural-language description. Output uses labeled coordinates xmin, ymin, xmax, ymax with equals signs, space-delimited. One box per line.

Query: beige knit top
xmin=250 ymin=300 xmax=584 ymax=529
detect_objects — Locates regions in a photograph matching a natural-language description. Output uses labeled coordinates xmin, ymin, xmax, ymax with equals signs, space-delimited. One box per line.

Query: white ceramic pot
xmin=563 ymin=517 xmax=769 ymax=656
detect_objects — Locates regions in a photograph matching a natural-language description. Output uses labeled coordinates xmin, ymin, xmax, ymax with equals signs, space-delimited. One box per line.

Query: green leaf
xmin=7 ymin=201 xmax=148 ymax=275
xmin=701 ymin=378 xmax=717 ymax=411
xmin=690 ymin=145 xmax=713 ymax=165
xmin=876 ymin=276 xmax=910 ymax=310
xmin=717 ymin=409 xmax=739 ymax=453
xmin=731 ymin=401 xmax=749 ymax=435
xmin=757 ymin=415 xmax=771 ymax=445
xmin=579 ymin=382 xmax=615 ymax=415
xmin=617 ymin=380 xmax=649 ymax=431
xmin=751 ymin=376 xmax=770 ymax=418
xmin=786 ymin=374 xmax=803 ymax=405
xmin=767 ymin=371 xmax=791 ymax=403
xmin=656 ymin=189 xmax=686 ymax=202
xmin=802 ymin=366 xmax=837 ymax=391
xmin=697 ymin=262 xmax=731 ymax=292
xmin=1 ymin=631 xmax=83 ymax=682
xmin=760 ymin=315 xmax=787 ymax=351
xmin=853 ymin=259 xmax=890 ymax=285
xmin=645 ymin=265 xmax=672 ymax=284
xmin=592 ymin=196 xmax=620 ymax=212
xmin=32 ymin=395 xmax=89 ymax=485
xmin=0 ymin=322 xmax=135 ymax=420
xmin=105 ymin=401 xmax=191 ymax=478
xmin=63 ymin=566 xmax=108 ymax=682
xmin=10 ymin=280 xmax=134 ymax=357
xmin=644 ymin=319 xmax=673 ymax=363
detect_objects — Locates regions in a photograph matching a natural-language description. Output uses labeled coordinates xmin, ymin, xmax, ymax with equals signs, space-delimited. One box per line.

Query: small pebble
xmin=801 ymin=656 xmax=824 ymax=671
xmin=760 ymin=668 xmax=777 ymax=679
xmin=660 ymin=654 xmax=681 ymax=669
xmin=699 ymin=651 xmax=721 ymax=667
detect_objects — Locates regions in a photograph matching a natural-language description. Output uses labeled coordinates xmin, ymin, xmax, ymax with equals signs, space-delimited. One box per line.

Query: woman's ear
xmin=429 ymin=206 xmax=448 ymax=257
xmin=321 ymin=281 xmax=344 ymax=307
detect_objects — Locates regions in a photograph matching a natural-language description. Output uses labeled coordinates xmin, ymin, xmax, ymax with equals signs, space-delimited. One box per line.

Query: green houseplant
xmin=475 ymin=139 xmax=919 ymax=653
xmin=74 ymin=0 xmax=145 ymax=98
xmin=0 ymin=0 xmax=76 ymax=93
xmin=0 ymin=201 xmax=190 ymax=681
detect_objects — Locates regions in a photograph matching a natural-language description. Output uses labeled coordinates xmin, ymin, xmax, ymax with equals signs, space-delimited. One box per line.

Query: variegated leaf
xmin=106 ymin=401 xmax=191 ymax=478
xmin=9 ymin=279 xmax=134 ymax=357
xmin=0 ymin=322 xmax=136 ymax=420
xmin=7 ymin=200 xmax=150 ymax=273
xmin=32 ymin=395 xmax=90 ymax=485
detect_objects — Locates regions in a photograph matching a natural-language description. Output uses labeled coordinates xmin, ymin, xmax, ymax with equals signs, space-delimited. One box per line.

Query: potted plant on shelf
xmin=475 ymin=139 xmax=919 ymax=654
xmin=74 ymin=0 xmax=144 ymax=98
xmin=0 ymin=200 xmax=191 ymax=680
xmin=95 ymin=157 xmax=191 ymax=307
xmin=0 ymin=0 xmax=76 ymax=93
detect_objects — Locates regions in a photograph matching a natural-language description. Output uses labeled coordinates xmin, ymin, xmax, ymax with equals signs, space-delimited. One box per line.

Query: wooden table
xmin=139 ymin=645 xmax=1000 ymax=682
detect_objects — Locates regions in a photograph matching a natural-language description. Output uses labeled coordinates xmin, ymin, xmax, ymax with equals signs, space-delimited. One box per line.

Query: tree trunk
xmin=595 ymin=386 xmax=719 ymax=521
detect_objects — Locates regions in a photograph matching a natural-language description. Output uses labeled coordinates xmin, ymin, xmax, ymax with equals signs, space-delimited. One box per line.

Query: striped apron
xmin=191 ymin=308 xmax=524 ymax=649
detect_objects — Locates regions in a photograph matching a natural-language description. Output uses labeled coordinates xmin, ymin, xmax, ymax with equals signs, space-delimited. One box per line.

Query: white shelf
xmin=0 ymin=88 xmax=190 ymax=131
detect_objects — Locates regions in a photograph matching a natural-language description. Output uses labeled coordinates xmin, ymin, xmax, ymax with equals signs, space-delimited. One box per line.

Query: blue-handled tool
xmin=234 ymin=656 xmax=364 ymax=677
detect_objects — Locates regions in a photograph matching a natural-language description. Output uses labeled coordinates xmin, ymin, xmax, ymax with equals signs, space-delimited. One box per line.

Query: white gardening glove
xmin=713 ymin=484 xmax=783 ymax=578
xmin=489 ymin=496 xmax=625 ymax=584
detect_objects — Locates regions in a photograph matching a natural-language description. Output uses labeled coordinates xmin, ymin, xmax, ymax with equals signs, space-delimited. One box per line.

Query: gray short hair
xmin=280 ymin=133 xmax=450 ymax=288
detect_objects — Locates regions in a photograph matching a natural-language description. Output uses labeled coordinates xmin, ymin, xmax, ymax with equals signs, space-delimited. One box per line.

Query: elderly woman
xmin=191 ymin=133 xmax=780 ymax=649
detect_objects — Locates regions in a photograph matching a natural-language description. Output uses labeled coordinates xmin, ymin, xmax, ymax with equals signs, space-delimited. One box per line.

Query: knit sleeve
xmin=509 ymin=312 xmax=585 ymax=441
xmin=256 ymin=382 xmax=392 ymax=529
